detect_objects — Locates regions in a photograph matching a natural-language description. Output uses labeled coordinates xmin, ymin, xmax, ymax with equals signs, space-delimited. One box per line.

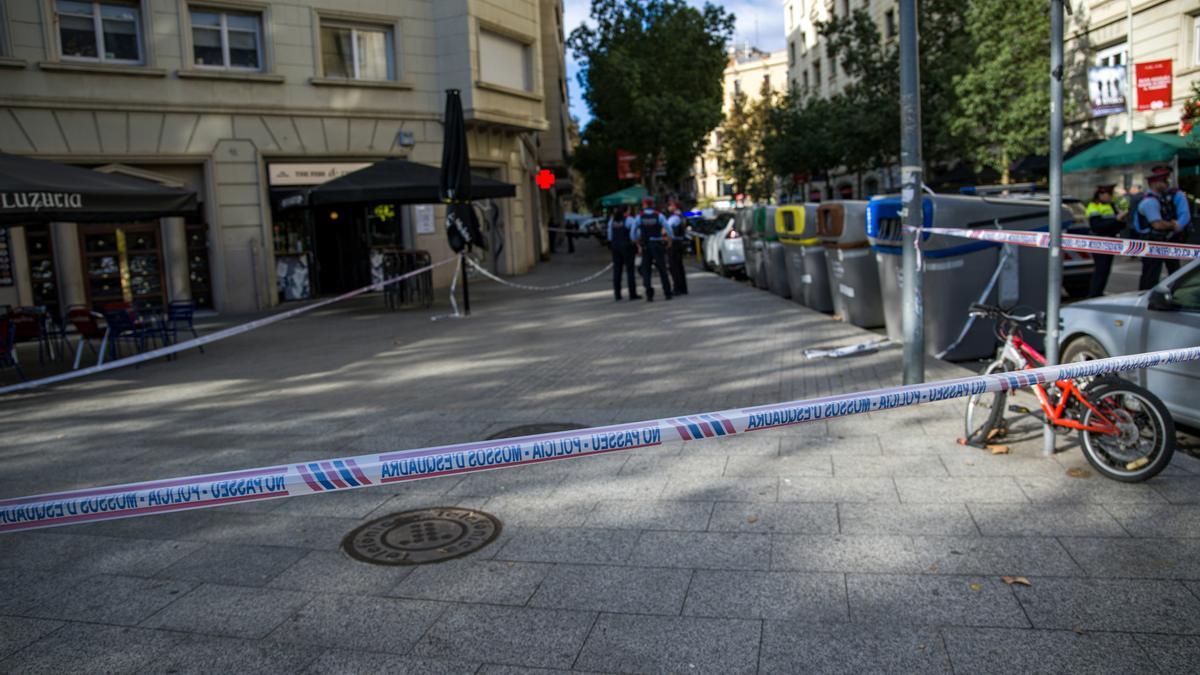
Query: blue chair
xmin=165 ymin=300 xmax=204 ymax=354
xmin=0 ymin=319 xmax=24 ymax=381
xmin=101 ymin=305 xmax=159 ymax=360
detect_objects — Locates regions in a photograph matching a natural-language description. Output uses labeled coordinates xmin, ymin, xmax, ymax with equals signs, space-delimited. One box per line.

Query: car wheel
xmin=1062 ymin=335 xmax=1110 ymax=363
xmin=718 ymin=254 xmax=730 ymax=278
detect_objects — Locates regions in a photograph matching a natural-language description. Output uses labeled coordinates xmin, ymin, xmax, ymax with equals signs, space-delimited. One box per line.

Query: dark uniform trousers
xmin=612 ymin=243 xmax=638 ymax=299
xmin=668 ymin=238 xmax=688 ymax=294
xmin=642 ymin=240 xmax=672 ymax=300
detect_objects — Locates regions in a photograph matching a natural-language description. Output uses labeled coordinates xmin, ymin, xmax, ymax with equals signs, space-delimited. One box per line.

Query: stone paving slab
xmin=3 ymin=251 xmax=1200 ymax=672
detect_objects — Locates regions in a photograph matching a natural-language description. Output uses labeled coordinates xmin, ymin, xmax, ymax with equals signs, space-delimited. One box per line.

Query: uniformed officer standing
xmin=607 ymin=207 xmax=640 ymax=301
xmin=632 ymin=197 xmax=673 ymax=301
xmin=1084 ymin=184 xmax=1125 ymax=297
xmin=665 ymin=204 xmax=689 ymax=295
xmin=1135 ymin=166 xmax=1191 ymax=290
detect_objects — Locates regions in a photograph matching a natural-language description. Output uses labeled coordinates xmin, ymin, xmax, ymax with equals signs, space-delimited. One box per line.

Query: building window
xmin=56 ymin=0 xmax=143 ymax=64
xmin=0 ymin=1 xmax=9 ymax=56
xmin=790 ymin=78 xmax=797 ymax=92
xmin=789 ymin=40 xmax=795 ymax=65
xmin=190 ymin=8 xmax=262 ymax=70
xmin=1095 ymin=42 xmax=1126 ymax=67
xmin=802 ymin=70 xmax=809 ymax=92
xmin=478 ymin=29 xmax=532 ymax=91
xmin=1193 ymin=16 xmax=1199 ymax=65
xmin=733 ymin=78 xmax=741 ymax=95
xmin=812 ymin=59 xmax=820 ymax=89
xmin=788 ymin=5 xmax=794 ymax=29
xmin=763 ymin=73 xmax=770 ymax=91
xmin=320 ymin=21 xmax=395 ymax=80
xmin=885 ymin=9 xmax=897 ymax=38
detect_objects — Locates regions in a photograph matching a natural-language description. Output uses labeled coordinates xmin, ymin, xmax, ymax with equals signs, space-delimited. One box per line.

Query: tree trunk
xmin=1000 ymin=148 xmax=1010 ymax=185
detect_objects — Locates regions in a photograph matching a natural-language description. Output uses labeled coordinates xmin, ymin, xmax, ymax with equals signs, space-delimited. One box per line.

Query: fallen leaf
xmin=830 ymin=314 xmax=843 ymax=322
xmin=986 ymin=427 xmax=1007 ymax=441
xmin=506 ymin=561 xmax=514 ymax=567
xmin=1001 ymin=576 xmax=1032 ymax=587
xmin=1066 ymin=467 xmax=1092 ymax=479
xmin=1073 ymin=626 xmax=1087 ymax=636
xmin=988 ymin=444 xmax=1010 ymax=455
xmin=927 ymin=564 xmax=939 ymax=572
xmin=746 ymin=515 xmax=759 ymax=524
xmin=969 ymin=583 xmax=983 ymax=592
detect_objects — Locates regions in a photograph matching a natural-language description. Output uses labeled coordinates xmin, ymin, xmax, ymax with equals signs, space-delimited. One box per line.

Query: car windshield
xmin=1170 ymin=265 xmax=1200 ymax=310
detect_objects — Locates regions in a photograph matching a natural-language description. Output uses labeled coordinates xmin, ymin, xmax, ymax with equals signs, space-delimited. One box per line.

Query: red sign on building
xmin=536 ymin=169 xmax=556 ymax=190
xmin=616 ymin=150 xmax=639 ymax=180
xmin=1135 ymin=60 xmax=1173 ymax=112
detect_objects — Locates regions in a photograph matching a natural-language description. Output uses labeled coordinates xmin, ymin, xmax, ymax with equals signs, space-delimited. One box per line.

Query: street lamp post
xmin=1044 ymin=0 xmax=1065 ymax=456
xmin=899 ymin=0 xmax=924 ymax=385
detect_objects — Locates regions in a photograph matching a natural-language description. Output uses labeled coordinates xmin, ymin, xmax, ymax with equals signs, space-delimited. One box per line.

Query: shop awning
xmin=1063 ymin=131 xmax=1200 ymax=173
xmin=279 ymin=158 xmax=516 ymax=209
xmin=598 ymin=185 xmax=648 ymax=208
xmin=0 ymin=154 xmax=198 ymax=224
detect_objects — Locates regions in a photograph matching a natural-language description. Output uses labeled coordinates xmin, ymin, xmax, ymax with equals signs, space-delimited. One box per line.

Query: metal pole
xmin=1125 ymin=0 xmax=1133 ymax=144
xmin=899 ymin=0 xmax=924 ymax=385
xmin=1044 ymin=0 xmax=1065 ymax=456
xmin=460 ymin=251 xmax=471 ymax=316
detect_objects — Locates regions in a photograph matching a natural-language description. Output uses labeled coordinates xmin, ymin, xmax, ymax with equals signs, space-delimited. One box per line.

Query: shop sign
xmin=1135 ymin=60 xmax=1172 ymax=112
xmin=616 ymin=150 xmax=639 ymax=180
xmin=268 ymin=162 xmax=371 ymax=187
xmin=0 ymin=227 xmax=12 ymax=287
xmin=1088 ymin=65 xmax=1126 ymax=117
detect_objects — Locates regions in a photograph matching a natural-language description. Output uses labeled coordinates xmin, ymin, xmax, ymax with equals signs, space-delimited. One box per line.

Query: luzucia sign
xmin=3 ymin=345 xmax=1200 ymax=533
xmin=0 ymin=192 xmax=83 ymax=211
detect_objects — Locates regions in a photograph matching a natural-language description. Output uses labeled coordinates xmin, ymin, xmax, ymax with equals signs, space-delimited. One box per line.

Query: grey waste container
xmin=867 ymin=194 xmax=1067 ymax=361
xmin=778 ymin=204 xmax=832 ymax=312
xmin=737 ymin=207 xmax=763 ymax=288
xmin=817 ymin=201 xmax=883 ymax=327
xmin=762 ymin=206 xmax=790 ymax=298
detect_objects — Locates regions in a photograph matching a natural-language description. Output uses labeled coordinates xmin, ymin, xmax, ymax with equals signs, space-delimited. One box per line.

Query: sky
xmin=562 ymin=0 xmax=788 ymax=128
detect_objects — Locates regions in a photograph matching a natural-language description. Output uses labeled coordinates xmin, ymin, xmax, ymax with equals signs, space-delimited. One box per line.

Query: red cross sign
xmin=536 ymin=169 xmax=556 ymax=190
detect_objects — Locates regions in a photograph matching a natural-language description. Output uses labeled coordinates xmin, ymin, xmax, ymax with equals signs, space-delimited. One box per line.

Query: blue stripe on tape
xmin=332 ymin=460 xmax=359 ymax=487
xmin=307 ymin=463 xmax=337 ymax=491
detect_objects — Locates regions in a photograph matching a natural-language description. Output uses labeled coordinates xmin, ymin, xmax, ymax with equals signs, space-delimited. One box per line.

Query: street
xmin=2 ymin=250 xmax=1198 ymax=673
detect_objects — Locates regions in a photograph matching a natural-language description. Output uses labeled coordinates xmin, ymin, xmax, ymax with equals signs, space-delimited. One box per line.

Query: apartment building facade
xmin=694 ymin=46 xmax=788 ymax=206
xmin=0 ymin=0 xmax=568 ymax=315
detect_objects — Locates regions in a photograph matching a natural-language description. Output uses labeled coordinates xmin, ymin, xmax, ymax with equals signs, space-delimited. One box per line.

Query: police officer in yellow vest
xmin=1085 ymin=184 xmax=1126 ymax=297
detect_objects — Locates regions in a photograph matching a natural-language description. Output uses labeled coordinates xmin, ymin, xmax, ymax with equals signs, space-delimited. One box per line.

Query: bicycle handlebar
xmin=968 ymin=303 xmax=1043 ymax=328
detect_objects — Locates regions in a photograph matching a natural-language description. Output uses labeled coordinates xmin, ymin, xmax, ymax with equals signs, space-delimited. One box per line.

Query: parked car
xmin=695 ymin=213 xmax=744 ymax=277
xmin=1060 ymin=259 xmax=1200 ymax=426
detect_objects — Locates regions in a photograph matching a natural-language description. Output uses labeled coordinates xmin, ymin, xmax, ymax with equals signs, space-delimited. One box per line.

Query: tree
xmin=951 ymin=0 xmax=1051 ymax=179
xmin=569 ymin=0 xmax=734 ymax=194
xmin=717 ymin=83 xmax=776 ymax=201
xmin=762 ymin=92 xmax=847 ymax=191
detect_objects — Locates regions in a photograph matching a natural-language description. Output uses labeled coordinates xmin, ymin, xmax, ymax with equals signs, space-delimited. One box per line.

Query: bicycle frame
xmin=996 ymin=328 xmax=1120 ymax=436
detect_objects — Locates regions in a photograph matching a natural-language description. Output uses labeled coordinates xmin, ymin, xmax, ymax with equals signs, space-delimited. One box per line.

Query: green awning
xmin=1064 ymin=131 xmax=1200 ymax=173
xmin=598 ymin=185 xmax=647 ymax=207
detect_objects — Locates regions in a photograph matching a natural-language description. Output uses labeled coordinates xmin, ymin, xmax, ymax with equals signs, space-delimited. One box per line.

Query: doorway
xmin=313 ymin=208 xmax=368 ymax=294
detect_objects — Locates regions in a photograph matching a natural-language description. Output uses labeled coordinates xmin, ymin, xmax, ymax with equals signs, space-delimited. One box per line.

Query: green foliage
xmin=569 ymin=0 xmax=734 ymax=192
xmin=717 ymin=84 xmax=776 ymax=201
xmin=571 ymin=120 xmax=627 ymax=208
xmin=951 ymin=0 xmax=1051 ymax=176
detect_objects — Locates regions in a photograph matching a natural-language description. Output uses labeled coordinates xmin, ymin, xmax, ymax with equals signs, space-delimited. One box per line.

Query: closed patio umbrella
xmin=440 ymin=89 xmax=486 ymax=253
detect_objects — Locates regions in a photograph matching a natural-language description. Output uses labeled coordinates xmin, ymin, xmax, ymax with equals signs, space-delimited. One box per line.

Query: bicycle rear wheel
xmin=964 ymin=360 xmax=1008 ymax=446
xmin=1079 ymin=380 xmax=1175 ymax=482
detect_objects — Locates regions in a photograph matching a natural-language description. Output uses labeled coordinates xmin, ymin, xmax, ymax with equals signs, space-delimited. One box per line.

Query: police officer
xmin=1084 ymin=184 xmax=1125 ymax=297
xmin=1135 ymin=166 xmax=1191 ymax=290
xmin=607 ymin=207 xmax=639 ymax=301
xmin=632 ymin=197 xmax=672 ymax=301
xmin=666 ymin=204 xmax=689 ymax=295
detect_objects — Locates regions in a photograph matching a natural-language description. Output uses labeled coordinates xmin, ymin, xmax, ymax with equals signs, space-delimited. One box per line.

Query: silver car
xmin=1060 ymin=259 xmax=1200 ymax=426
xmin=700 ymin=214 xmax=745 ymax=277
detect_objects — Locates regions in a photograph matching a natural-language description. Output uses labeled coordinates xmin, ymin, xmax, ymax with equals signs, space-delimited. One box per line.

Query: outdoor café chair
xmin=164 ymin=300 xmax=204 ymax=354
xmin=66 ymin=305 xmax=109 ymax=369
xmin=100 ymin=304 xmax=161 ymax=361
xmin=0 ymin=319 xmax=23 ymax=381
xmin=8 ymin=306 xmax=55 ymax=364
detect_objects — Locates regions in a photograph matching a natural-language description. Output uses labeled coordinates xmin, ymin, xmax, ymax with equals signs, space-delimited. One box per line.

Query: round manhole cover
xmin=487 ymin=423 xmax=586 ymax=440
xmin=342 ymin=507 xmax=502 ymax=565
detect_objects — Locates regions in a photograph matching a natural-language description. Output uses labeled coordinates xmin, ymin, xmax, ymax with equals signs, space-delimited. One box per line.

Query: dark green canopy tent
xmin=1064 ymin=131 xmax=1199 ymax=173
xmin=598 ymin=185 xmax=648 ymax=208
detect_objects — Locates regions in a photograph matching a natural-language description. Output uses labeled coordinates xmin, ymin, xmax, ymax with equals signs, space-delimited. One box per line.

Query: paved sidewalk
xmin=1 ymin=246 xmax=1199 ymax=673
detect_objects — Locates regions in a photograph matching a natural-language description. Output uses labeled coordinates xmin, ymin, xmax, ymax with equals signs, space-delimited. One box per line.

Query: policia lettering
xmin=635 ymin=198 xmax=673 ymax=301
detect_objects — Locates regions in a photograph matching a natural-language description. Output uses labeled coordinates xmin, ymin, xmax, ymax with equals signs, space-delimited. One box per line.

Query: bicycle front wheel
xmin=1079 ymin=380 xmax=1175 ymax=482
xmin=964 ymin=360 xmax=1008 ymax=446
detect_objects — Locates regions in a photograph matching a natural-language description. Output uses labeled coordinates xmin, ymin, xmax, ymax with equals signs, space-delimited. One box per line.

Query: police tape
xmin=466 ymin=257 xmax=614 ymax=291
xmin=914 ymin=226 xmax=1200 ymax=260
xmin=0 ymin=257 xmax=458 ymax=396
xmin=3 ymin=344 xmax=1198 ymax=533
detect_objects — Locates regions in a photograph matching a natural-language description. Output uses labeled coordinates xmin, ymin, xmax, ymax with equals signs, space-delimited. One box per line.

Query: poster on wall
xmin=1136 ymin=59 xmax=1173 ymax=112
xmin=616 ymin=150 xmax=639 ymax=180
xmin=414 ymin=204 xmax=435 ymax=234
xmin=0 ymin=227 xmax=12 ymax=287
xmin=1088 ymin=65 xmax=1127 ymax=117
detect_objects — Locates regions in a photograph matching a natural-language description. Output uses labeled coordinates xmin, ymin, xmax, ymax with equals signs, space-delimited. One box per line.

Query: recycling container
xmin=815 ymin=200 xmax=883 ymax=327
xmin=866 ymin=194 xmax=1066 ymax=361
xmin=776 ymin=203 xmax=833 ymax=312
xmin=752 ymin=206 xmax=775 ymax=290
xmin=763 ymin=205 xmax=791 ymax=298
xmin=737 ymin=207 xmax=763 ymax=288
